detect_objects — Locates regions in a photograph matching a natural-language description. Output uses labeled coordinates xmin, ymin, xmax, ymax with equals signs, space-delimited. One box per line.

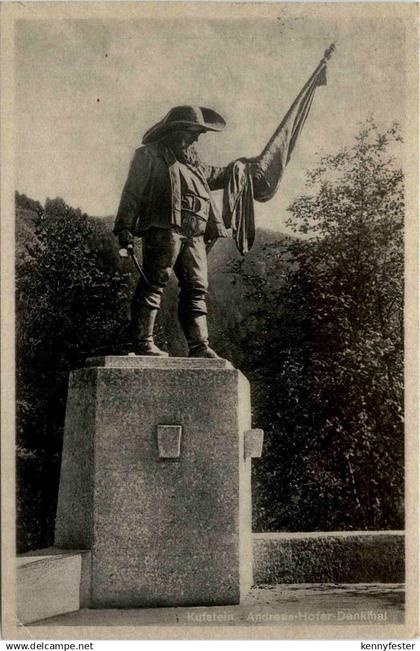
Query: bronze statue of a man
xmin=114 ymin=106 xmax=231 ymax=358
xmin=113 ymin=48 xmax=334 ymax=358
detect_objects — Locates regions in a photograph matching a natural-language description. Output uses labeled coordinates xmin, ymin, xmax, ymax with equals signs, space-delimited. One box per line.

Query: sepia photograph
xmin=1 ymin=1 xmax=418 ymax=640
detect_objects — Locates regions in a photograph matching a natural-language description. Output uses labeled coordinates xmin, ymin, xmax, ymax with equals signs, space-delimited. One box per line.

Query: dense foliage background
xmin=16 ymin=197 xmax=131 ymax=551
xmin=16 ymin=121 xmax=404 ymax=551
xmin=227 ymin=121 xmax=404 ymax=531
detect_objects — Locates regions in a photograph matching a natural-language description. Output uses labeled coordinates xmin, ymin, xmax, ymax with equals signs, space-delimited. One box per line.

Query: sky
xmin=15 ymin=4 xmax=408 ymax=232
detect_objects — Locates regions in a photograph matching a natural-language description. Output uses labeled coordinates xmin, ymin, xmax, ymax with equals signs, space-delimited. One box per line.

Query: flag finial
xmin=323 ymin=43 xmax=336 ymax=62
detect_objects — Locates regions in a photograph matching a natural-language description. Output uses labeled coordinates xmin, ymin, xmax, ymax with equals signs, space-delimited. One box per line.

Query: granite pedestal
xmin=55 ymin=356 xmax=262 ymax=608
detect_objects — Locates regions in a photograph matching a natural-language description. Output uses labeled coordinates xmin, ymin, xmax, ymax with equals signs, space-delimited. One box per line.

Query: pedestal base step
xmin=17 ymin=548 xmax=90 ymax=624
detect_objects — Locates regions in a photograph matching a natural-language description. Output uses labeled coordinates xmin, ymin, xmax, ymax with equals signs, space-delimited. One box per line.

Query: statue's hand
xmin=118 ymin=228 xmax=134 ymax=248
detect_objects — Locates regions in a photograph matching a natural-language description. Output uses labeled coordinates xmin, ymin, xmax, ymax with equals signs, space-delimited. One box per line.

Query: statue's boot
xmin=180 ymin=313 xmax=220 ymax=359
xmin=131 ymin=305 xmax=168 ymax=357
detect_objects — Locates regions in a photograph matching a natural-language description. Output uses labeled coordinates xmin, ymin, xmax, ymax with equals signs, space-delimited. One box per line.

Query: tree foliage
xmin=16 ymin=197 xmax=131 ymax=551
xmin=231 ymin=120 xmax=404 ymax=531
xmin=15 ymin=191 xmax=43 ymax=214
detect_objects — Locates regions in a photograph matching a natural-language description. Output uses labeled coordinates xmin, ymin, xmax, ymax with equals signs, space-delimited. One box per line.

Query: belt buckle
xmin=182 ymin=193 xmax=195 ymax=212
xmin=182 ymin=193 xmax=209 ymax=219
xmin=192 ymin=195 xmax=201 ymax=213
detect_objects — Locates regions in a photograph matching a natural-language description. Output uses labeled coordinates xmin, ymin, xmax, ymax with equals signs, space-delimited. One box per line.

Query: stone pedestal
xmin=55 ymin=356 xmax=261 ymax=608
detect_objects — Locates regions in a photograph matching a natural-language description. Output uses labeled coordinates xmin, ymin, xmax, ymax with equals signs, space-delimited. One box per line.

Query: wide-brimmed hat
xmin=142 ymin=105 xmax=226 ymax=145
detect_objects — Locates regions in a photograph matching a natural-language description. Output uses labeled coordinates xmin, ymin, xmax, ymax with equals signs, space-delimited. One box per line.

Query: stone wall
xmin=253 ymin=531 xmax=404 ymax=584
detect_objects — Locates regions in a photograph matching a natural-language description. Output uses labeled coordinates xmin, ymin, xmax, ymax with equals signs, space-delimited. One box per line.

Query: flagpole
xmin=260 ymin=43 xmax=336 ymax=163
xmin=208 ymin=44 xmax=337 ymax=256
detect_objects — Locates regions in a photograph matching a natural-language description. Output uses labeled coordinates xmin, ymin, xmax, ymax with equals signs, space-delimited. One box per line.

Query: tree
xmin=15 ymin=191 xmax=43 ymax=214
xmin=16 ymin=197 xmax=131 ymax=551
xmin=232 ymin=120 xmax=404 ymax=531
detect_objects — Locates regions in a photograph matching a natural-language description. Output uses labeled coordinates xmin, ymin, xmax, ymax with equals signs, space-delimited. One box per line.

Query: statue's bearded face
xmin=164 ymin=129 xmax=203 ymax=166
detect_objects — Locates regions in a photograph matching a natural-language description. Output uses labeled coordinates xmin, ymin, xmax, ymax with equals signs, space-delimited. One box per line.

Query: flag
xmin=219 ymin=44 xmax=336 ymax=255
xmin=253 ymin=43 xmax=335 ymax=203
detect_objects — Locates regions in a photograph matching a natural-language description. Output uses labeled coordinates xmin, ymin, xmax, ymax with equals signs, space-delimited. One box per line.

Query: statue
xmin=113 ymin=45 xmax=335 ymax=358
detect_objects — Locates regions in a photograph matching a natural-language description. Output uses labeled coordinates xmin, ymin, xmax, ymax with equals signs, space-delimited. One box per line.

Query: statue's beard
xmin=164 ymin=134 xmax=201 ymax=166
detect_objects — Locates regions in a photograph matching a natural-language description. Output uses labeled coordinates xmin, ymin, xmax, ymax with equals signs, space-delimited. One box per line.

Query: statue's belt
xmin=181 ymin=192 xmax=210 ymax=222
